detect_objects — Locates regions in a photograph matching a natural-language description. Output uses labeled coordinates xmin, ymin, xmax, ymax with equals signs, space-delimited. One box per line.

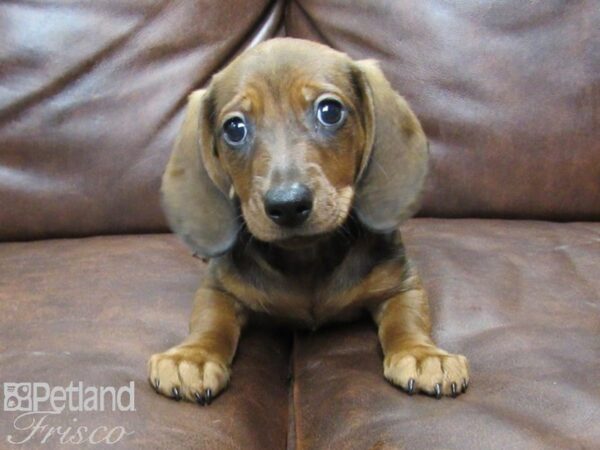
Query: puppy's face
xmin=208 ymin=41 xmax=368 ymax=244
xmin=162 ymin=38 xmax=428 ymax=258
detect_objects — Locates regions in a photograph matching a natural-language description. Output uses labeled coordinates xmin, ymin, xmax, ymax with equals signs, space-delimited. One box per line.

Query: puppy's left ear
xmin=352 ymin=60 xmax=429 ymax=232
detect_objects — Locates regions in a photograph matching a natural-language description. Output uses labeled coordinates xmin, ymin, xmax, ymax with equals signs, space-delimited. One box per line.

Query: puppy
xmin=149 ymin=38 xmax=469 ymax=404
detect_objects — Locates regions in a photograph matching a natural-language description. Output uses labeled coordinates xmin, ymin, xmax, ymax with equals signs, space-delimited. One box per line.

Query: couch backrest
xmin=1 ymin=0 xmax=598 ymax=241
xmin=286 ymin=0 xmax=600 ymax=221
xmin=0 ymin=0 xmax=283 ymax=240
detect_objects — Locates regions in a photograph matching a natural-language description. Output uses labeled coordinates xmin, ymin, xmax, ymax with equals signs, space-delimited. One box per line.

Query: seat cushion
xmin=2 ymin=221 xmax=598 ymax=449
xmin=290 ymin=219 xmax=600 ymax=450
xmin=0 ymin=235 xmax=291 ymax=450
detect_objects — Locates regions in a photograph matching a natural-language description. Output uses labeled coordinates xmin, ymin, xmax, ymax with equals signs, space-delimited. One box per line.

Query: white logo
xmin=2 ymin=381 xmax=136 ymax=446
xmin=3 ymin=381 xmax=135 ymax=414
xmin=3 ymin=383 xmax=32 ymax=412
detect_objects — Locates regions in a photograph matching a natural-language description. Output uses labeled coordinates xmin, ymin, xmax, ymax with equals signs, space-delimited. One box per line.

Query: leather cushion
xmin=0 ymin=234 xmax=291 ymax=450
xmin=290 ymin=219 xmax=600 ymax=449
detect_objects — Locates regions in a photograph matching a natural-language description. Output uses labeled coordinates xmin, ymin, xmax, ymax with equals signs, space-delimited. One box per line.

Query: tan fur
xmin=149 ymin=38 xmax=468 ymax=403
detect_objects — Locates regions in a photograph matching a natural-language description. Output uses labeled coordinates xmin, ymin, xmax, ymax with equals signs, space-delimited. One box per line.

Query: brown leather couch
xmin=1 ymin=1 xmax=598 ymax=449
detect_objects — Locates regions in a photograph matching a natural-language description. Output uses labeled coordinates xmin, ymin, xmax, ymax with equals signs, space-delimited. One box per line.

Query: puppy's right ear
xmin=161 ymin=89 xmax=238 ymax=257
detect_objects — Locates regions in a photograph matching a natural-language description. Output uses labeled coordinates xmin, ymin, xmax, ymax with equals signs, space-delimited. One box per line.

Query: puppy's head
xmin=162 ymin=38 xmax=428 ymax=257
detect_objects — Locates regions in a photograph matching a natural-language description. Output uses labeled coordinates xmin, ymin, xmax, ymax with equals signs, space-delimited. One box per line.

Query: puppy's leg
xmin=371 ymin=280 xmax=469 ymax=398
xmin=148 ymin=285 xmax=246 ymax=404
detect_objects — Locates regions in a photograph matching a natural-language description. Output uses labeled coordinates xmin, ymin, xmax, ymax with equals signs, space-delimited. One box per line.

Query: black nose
xmin=264 ymin=183 xmax=313 ymax=227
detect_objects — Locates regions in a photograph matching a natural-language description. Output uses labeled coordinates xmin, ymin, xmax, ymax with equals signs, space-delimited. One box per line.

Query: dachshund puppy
xmin=149 ymin=38 xmax=469 ymax=404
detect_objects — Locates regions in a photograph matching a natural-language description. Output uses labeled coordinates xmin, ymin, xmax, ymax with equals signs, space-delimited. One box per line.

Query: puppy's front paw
xmin=384 ymin=347 xmax=469 ymax=398
xmin=148 ymin=346 xmax=230 ymax=405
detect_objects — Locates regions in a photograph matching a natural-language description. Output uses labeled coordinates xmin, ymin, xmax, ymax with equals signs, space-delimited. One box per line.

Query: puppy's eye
xmin=223 ymin=116 xmax=247 ymax=146
xmin=316 ymin=98 xmax=345 ymax=127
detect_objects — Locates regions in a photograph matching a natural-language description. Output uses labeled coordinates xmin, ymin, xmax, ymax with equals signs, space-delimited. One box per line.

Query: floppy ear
xmin=161 ymin=89 xmax=238 ymax=257
xmin=352 ymin=60 xmax=429 ymax=232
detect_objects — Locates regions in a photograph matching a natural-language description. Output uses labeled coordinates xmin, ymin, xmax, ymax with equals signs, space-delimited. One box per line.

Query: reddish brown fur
xmin=150 ymin=38 xmax=469 ymax=404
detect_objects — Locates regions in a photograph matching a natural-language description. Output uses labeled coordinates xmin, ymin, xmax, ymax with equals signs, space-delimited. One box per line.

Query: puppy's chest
xmin=223 ymin=233 xmax=407 ymax=327
xmin=239 ymin=264 xmax=365 ymax=326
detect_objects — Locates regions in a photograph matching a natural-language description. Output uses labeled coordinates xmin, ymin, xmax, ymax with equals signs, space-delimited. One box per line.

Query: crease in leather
xmin=288 ymin=0 xmax=335 ymax=49
xmin=0 ymin=1 xmax=171 ymax=124
xmin=147 ymin=0 xmax=285 ymax=143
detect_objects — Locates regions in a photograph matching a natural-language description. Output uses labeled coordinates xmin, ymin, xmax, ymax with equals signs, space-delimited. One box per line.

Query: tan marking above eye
xmin=240 ymin=96 xmax=252 ymax=112
xmin=301 ymin=86 xmax=318 ymax=102
xmin=219 ymin=93 xmax=256 ymax=122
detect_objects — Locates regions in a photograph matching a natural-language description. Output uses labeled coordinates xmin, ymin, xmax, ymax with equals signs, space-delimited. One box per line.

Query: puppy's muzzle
xmin=264 ymin=182 xmax=313 ymax=227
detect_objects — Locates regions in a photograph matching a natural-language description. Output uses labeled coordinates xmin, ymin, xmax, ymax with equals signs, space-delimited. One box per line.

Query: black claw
xmin=434 ymin=383 xmax=442 ymax=399
xmin=451 ymin=382 xmax=458 ymax=398
xmin=154 ymin=378 xmax=160 ymax=390
xmin=462 ymin=379 xmax=469 ymax=392
xmin=407 ymin=378 xmax=416 ymax=395
xmin=204 ymin=388 xmax=213 ymax=405
xmin=171 ymin=387 xmax=181 ymax=400
xmin=194 ymin=391 xmax=206 ymax=406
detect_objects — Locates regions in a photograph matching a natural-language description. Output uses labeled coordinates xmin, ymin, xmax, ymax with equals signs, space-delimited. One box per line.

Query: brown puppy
xmin=149 ymin=38 xmax=469 ymax=404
